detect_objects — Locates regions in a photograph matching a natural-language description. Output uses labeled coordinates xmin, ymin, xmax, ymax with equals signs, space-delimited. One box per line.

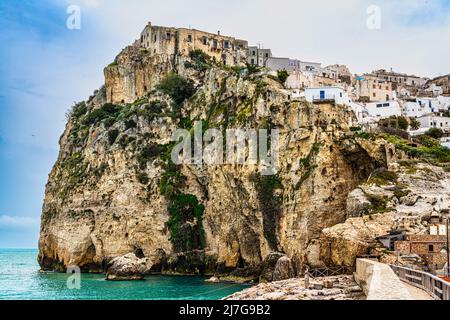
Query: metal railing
xmin=312 ymin=94 xmax=336 ymax=102
xmin=390 ymin=265 xmax=450 ymax=300
xmin=308 ymin=266 xmax=353 ymax=278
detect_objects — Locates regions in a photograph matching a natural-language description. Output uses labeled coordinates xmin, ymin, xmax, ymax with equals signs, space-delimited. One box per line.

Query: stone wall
xmin=354 ymin=259 xmax=413 ymax=300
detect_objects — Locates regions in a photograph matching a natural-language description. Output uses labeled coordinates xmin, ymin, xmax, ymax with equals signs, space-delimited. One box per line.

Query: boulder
xmin=259 ymin=252 xmax=286 ymax=282
xmin=346 ymin=188 xmax=371 ymax=218
xmin=106 ymin=253 xmax=150 ymax=280
xmin=272 ymin=256 xmax=295 ymax=281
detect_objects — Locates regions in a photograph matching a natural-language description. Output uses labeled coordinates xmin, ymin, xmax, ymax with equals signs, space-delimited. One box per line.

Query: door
xmin=320 ymin=90 xmax=325 ymax=100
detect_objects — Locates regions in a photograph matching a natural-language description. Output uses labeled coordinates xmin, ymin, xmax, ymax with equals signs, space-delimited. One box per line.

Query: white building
xmin=304 ymin=87 xmax=369 ymax=125
xmin=304 ymin=87 xmax=352 ymax=106
xmin=403 ymin=101 xmax=433 ymax=118
xmin=286 ymin=70 xmax=315 ymax=89
xmin=365 ymin=101 xmax=402 ymax=119
xmin=349 ymin=102 xmax=366 ymax=124
xmin=248 ymin=46 xmax=272 ymax=67
xmin=266 ymin=57 xmax=321 ymax=73
xmin=441 ymin=136 xmax=450 ymax=148
xmin=416 ymin=98 xmax=440 ymax=113
xmin=416 ymin=114 xmax=450 ymax=132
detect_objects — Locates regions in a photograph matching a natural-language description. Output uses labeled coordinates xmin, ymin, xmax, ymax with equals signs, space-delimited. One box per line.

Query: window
xmin=213 ymin=39 xmax=218 ymax=49
xmin=223 ymin=41 xmax=230 ymax=49
xmin=252 ymin=50 xmax=256 ymax=55
xmin=202 ymin=37 xmax=207 ymax=45
xmin=373 ymin=84 xmax=376 ymax=89
xmin=154 ymin=35 xmax=157 ymax=42
xmin=166 ymin=32 xmax=171 ymax=40
xmin=187 ymin=34 xmax=192 ymax=42
xmin=265 ymin=53 xmax=269 ymax=58
xmin=373 ymin=93 xmax=376 ymax=97
xmin=251 ymin=58 xmax=255 ymax=64
xmin=428 ymin=245 xmax=434 ymax=252
xmin=377 ymin=104 xmax=383 ymax=108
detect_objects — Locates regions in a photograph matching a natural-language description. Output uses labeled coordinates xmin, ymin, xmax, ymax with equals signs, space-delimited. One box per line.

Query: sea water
xmin=0 ymin=249 xmax=249 ymax=300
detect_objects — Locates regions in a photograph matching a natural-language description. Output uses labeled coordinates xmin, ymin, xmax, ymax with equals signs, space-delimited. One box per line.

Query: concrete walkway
xmin=403 ymin=283 xmax=434 ymax=300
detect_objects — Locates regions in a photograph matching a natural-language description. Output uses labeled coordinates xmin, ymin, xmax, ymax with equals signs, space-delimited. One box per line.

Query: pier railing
xmin=390 ymin=265 xmax=450 ymax=300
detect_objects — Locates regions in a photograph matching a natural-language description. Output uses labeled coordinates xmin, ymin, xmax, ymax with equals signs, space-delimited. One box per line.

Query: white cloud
xmin=0 ymin=215 xmax=40 ymax=231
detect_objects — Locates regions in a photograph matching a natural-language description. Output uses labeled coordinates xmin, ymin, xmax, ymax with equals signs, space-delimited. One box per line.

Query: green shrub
xmin=156 ymin=72 xmax=196 ymax=106
xmin=410 ymin=118 xmax=420 ymax=130
xmin=413 ymin=135 xmax=440 ymax=148
xmin=137 ymin=172 xmax=149 ymax=185
xmin=425 ymin=128 xmax=444 ymax=139
xmin=83 ymin=103 xmax=121 ymax=125
xmin=108 ymin=129 xmax=119 ymax=145
xmin=185 ymin=50 xmax=213 ymax=72
xmin=70 ymin=102 xmax=88 ymax=118
xmin=369 ymin=170 xmax=398 ymax=185
xmin=117 ymin=134 xmax=136 ymax=149
xmin=167 ymin=194 xmax=206 ymax=252
xmin=366 ymin=194 xmax=390 ymax=214
xmin=137 ymin=144 xmax=164 ymax=169
xmin=253 ymin=174 xmax=283 ymax=250
xmin=124 ymin=119 xmax=137 ymax=130
xmin=397 ymin=116 xmax=409 ymax=131
xmin=277 ymin=70 xmax=289 ymax=84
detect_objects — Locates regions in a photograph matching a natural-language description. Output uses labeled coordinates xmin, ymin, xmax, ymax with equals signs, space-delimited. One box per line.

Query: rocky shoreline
xmin=224 ymin=276 xmax=365 ymax=300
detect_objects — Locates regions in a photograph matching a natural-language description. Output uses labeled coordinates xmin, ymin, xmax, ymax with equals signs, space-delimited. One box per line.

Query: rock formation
xmin=106 ymin=252 xmax=150 ymax=280
xmin=37 ymin=35 xmax=450 ymax=281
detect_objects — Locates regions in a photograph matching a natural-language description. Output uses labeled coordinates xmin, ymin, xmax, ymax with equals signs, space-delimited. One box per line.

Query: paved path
xmin=403 ymin=283 xmax=434 ymax=300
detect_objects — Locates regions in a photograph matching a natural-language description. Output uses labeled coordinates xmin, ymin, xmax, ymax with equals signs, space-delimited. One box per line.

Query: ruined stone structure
xmin=395 ymin=235 xmax=448 ymax=269
xmin=426 ymin=74 xmax=450 ymax=95
xmin=140 ymin=22 xmax=248 ymax=66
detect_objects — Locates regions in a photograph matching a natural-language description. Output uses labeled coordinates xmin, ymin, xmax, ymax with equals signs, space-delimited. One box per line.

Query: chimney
xmin=218 ymin=30 xmax=221 ymax=35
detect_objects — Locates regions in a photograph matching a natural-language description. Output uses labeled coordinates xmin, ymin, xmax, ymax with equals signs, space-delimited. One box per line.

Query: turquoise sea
xmin=0 ymin=249 xmax=250 ymax=300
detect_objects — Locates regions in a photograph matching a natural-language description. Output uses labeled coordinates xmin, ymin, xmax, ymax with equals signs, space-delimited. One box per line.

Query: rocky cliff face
xmin=38 ymin=42 xmax=449 ymax=280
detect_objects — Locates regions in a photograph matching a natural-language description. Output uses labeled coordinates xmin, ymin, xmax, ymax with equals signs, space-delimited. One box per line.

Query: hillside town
xmin=136 ymin=22 xmax=450 ymax=282
xmin=139 ymin=22 xmax=450 ymax=149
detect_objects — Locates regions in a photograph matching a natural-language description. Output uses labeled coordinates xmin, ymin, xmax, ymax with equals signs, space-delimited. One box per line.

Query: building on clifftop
xmin=140 ymin=22 xmax=248 ymax=66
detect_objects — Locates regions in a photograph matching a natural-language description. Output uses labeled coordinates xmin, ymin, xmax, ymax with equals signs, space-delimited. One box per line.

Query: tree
xmin=409 ymin=118 xmax=420 ymax=131
xmin=425 ymin=127 xmax=444 ymax=139
xmin=397 ymin=116 xmax=408 ymax=131
xmin=277 ymin=69 xmax=289 ymax=84
xmin=156 ymin=72 xmax=195 ymax=106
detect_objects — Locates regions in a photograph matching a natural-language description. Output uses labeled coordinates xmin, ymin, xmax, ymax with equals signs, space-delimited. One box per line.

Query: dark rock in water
xmin=272 ymin=256 xmax=294 ymax=281
xmin=106 ymin=253 xmax=150 ymax=281
xmin=149 ymin=248 xmax=167 ymax=273
xmin=259 ymin=252 xmax=286 ymax=282
xmin=165 ymin=250 xmax=217 ymax=275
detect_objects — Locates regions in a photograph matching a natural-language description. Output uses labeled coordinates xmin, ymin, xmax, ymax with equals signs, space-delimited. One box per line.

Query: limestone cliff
xmin=38 ymin=42 xmax=450 ymax=279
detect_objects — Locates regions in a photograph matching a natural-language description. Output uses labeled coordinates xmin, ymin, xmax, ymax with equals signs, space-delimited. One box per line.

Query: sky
xmin=0 ymin=0 xmax=450 ymax=248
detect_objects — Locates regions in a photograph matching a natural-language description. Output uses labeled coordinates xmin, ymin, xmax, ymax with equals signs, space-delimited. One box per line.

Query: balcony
xmin=312 ymin=94 xmax=336 ymax=104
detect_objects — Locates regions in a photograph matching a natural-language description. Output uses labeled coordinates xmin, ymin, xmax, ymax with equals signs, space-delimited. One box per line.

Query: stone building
xmin=356 ymin=75 xmax=394 ymax=102
xmin=140 ymin=22 xmax=248 ymax=66
xmin=369 ymin=69 xmax=428 ymax=89
xmin=395 ymin=234 xmax=448 ymax=269
xmin=426 ymin=75 xmax=450 ymax=95
xmin=247 ymin=46 xmax=272 ymax=67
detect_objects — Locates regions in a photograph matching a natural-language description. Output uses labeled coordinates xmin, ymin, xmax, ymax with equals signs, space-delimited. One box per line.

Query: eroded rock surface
xmin=106 ymin=253 xmax=150 ymax=280
xmin=224 ymin=276 xmax=365 ymax=300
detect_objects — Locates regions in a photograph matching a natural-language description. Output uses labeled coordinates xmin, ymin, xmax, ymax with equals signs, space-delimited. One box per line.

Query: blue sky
xmin=1 ymin=0 xmax=450 ymax=248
